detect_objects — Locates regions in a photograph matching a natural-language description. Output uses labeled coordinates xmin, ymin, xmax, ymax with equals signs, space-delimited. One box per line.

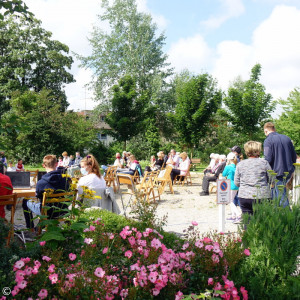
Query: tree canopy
xmin=222 ymin=64 xmax=275 ymax=139
xmin=275 ymin=88 xmax=300 ymax=152
xmin=105 ymin=75 xmax=146 ymax=150
xmin=78 ymin=0 xmax=172 ymax=103
xmin=0 ymin=90 xmax=98 ymax=163
xmin=170 ymin=71 xmax=223 ymax=151
xmin=0 ymin=15 xmax=74 ymax=115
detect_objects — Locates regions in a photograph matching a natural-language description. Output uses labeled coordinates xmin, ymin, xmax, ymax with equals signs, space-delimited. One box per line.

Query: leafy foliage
xmin=0 ymin=0 xmax=33 ymax=19
xmin=0 ymin=15 xmax=74 ymax=115
xmin=105 ymin=75 xmax=147 ymax=150
xmin=222 ymin=64 xmax=275 ymax=139
xmin=233 ymin=199 xmax=300 ymax=299
xmin=0 ymin=90 xmax=98 ymax=163
xmin=170 ymin=71 xmax=222 ymax=151
xmin=275 ymin=88 xmax=300 ymax=152
xmin=78 ymin=0 xmax=172 ymax=102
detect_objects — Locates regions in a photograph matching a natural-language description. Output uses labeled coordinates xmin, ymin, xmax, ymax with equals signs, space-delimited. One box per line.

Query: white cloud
xmin=201 ymin=0 xmax=245 ymax=30
xmin=168 ymin=4 xmax=300 ymax=105
xmin=168 ymin=35 xmax=212 ymax=73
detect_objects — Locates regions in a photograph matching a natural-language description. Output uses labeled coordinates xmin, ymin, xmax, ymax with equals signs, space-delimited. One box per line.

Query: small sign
xmin=217 ymin=179 xmax=230 ymax=204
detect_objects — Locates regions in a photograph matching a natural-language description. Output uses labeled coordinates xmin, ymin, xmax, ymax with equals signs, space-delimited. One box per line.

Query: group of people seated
xmin=0 ymin=150 xmax=26 ymax=173
xmin=57 ymin=151 xmax=82 ymax=168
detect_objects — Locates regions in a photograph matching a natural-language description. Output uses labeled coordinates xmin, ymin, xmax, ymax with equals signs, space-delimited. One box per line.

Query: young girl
xmin=222 ymin=152 xmax=241 ymax=223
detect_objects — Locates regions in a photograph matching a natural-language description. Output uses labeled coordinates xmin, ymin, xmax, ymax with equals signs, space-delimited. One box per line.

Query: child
xmin=223 ymin=152 xmax=241 ymax=223
xmin=7 ymin=161 xmax=16 ymax=171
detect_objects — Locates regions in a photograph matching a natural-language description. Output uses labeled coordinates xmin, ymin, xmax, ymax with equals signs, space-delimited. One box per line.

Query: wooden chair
xmin=154 ymin=165 xmax=174 ymax=195
xmin=136 ymin=171 xmax=160 ymax=202
xmin=0 ymin=193 xmax=17 ymax=246
xmin=39 ymin=191 xmax=77 ymax=234
xmin=116 ymin=173 xmax=138 ymax=217
xmin=104 ymin=166 xmax=118 ymax=192
xmin=26 ymin=169 xmax=39 ymax=185
xmin=174 ymin=163 xmax=192 ymax=186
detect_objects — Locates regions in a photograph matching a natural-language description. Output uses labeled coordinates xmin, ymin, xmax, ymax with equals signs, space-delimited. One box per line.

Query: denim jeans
xmin=271 ymin=176 xmax=290 ymax=208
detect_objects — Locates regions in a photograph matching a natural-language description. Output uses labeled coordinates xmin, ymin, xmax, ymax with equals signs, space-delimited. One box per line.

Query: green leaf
xmin=40 ymin=231 xmax=66 ymax=241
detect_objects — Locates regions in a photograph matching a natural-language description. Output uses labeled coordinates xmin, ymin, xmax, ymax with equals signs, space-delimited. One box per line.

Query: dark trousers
xmin=202 ymin=175 xmax=217 ymax=193
xmin=22 ymin=199 xmax=35 ymax=229
xmin=171 ymin=169 xmax=180 ymax=183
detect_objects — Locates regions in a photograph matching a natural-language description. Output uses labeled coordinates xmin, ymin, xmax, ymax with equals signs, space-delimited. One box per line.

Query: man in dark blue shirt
xmin=22 ymin=155 xmax=69 ymax=229
xmin=263 ymin=122 xmax=297 ymax=206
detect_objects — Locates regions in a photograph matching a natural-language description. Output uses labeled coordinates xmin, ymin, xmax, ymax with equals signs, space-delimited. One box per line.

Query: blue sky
xmin=25 ymin=0 xmax=300 ymax=113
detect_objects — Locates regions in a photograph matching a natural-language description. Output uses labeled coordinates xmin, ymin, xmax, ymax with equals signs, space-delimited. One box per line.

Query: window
xmin=97 ymin=133 xmax=107 ymax=140
xmin=100 ymin=115 xmax=105 ymax=121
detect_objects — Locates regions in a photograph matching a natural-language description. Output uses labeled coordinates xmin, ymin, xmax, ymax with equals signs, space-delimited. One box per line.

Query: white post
xmin=292 ymin=163 xmax=300 ymax=205
xmin=219 ymin=204 xmax=226 ymax=232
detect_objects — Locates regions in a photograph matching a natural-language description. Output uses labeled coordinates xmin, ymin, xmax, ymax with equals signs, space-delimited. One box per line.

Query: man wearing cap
xmin=263 ymin=122 xmax=296 ymax=207
xmin=200 ymin=155 xmax=226 ymax=196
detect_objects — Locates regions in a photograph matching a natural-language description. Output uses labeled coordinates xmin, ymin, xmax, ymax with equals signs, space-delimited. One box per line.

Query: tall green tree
xmin=275 ymin=88 xmax=300 ymax=152
xmin=0 ymin=90 xmax=98 ymax=163
xmin=170 ymin=71 xmax=223 ymax=153
xmin=105 ymin=75 xmax=146 ymax=150
xmin=0 ymin=0 xmax=33 ymax=19
xmin=222 ymin=64 xmax=275 ymax=139
xmin=78 ymin=0 xmax=172 ymax=103
xmin=0 ymin=15 xmax=74 ymax=115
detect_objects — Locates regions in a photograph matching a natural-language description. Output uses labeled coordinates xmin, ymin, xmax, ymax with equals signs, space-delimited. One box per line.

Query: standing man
xmin=263 ymin=122 xmax=297 ymax=207
xmin=74 ymin=152 xmax=82 ymax=166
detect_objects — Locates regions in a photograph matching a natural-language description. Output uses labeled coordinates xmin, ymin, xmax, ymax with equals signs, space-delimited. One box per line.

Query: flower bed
xmin=7 ymin=216 xmax=250 ymax=300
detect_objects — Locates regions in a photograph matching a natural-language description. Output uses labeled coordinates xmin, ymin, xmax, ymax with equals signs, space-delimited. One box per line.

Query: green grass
xmin=25 ymin=164 xmax=43 ymax=171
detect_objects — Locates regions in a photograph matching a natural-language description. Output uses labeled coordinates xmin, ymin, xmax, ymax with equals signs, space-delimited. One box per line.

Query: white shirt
xmin=179 ymin=158 xmax=190 ymax=176
xmin=77 ymin=173 xmax=106 ymax=195
xmin=62 ymin=156 xmax=70 ymax=167
xmin=7 ymin=166 xmax=16 ymax=171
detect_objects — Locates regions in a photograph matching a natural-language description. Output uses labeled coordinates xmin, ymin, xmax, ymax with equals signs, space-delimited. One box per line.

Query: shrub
xmin=232 ymin=199 xmax=300 ymax=300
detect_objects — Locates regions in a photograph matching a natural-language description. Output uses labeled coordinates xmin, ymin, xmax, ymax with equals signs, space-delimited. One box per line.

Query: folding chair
xmin=154 ymin=165 xmax=174 ymax=195
xmin=116 ymin=173 xmax=140 ymax=218
xmin=136 ymin=171 xmax=160 ymax=202
xmin=174 ymin=164 xmax=192 ymax=186
xmin=38 ymin=191 xmax=77 ymax=234
xmin=104 ymin=166 xmax=118 ymax=192
xmin=0 ymin=193 xmax=17 ymax=246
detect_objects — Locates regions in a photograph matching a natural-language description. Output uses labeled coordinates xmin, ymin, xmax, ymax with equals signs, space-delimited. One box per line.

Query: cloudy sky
xmin=25 ymin=0 xmax=300 ymax=114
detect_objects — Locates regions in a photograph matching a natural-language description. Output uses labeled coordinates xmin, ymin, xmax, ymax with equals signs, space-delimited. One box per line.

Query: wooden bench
xmin=190 ymin=158 xmax=201 ymax=171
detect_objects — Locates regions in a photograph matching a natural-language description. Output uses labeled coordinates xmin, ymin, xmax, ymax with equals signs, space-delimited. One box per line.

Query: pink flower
xmin=182 ymin=242 xmax=189 ymax=250
xmin=151 ymin=238 xmax=162 ymax=250
xmin=49 ymin=273 xmax=58 ymax=284
xmin=11 ymin=287 xmax=20 ymax=296
xmin=38 ymin=289 xmax=48 ymax=300
xmin=212 ymin=253 xmax=220 ymax=263
xmin=244 ymin=249 xmax=251 ymax=256
xmin=152 ymin=288 xmax=160 ymax=296
xmin=48 ymin=264 xmax=55 ymax=273
xmin=195 ymin=240 xmax=204 ymax=248
xmin=94 ymin=267 xmax=105 ymax=278
xmin=15 ymin=270 xmax=25 ymax=282
xmin=175 ymin=291 xmax=184 ymax=300
xmin=25 ymin=267 xmax=33 ymax=276
xmin=84 ymin=238 xmax=93 ymax=244
xmin=120 ymin=288 xmax=128 ymax=298
xmin=125 ymin=250 xmax=133 ymax=259
xmin=203 ymin=237 xmax=212 ymax=243
xmin=34 ymin=260 xmax=41 ymax=267
xmin=130 ymin=263 xmax=140 ymax=271
xmin=42 ymin=256 xmax=51 ymax=262
xmin=109 ymin=233 xmax=115 ymax=240
xmin=21 ymin=257 xmax=30 ymax=263
xmin=128 ymin=236 xmax=136 ymax=246
xmin=17 ymin=280 xmax=27 ymax=289
xmin=240 ymin=286 xmax=248 ymax=300
xmin=39 ymin=241 xmax=46 ymax=246
xmin=191 ymin=221 xmax=198 ymax=226
xmin=14 ymin=260 xmax=25 ymax=270
xmin=208 ymin=278 xmax=214 ymax=285
xmin=102 ymin=247 xmax=108 ymax=254
xmin=148 ymin=271 xmax=158 ymax=283
xmin=89 ymin=225 xmax=96 ymax=231
xmin=205 ymin=245 xmax=214 ymax=251
xmin=69 ymin=253 xmax=76 ymax=261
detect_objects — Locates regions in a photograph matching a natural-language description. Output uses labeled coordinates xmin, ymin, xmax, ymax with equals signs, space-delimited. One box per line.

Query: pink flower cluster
xmin=207 ymin=276 xmax=249 ymax=300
